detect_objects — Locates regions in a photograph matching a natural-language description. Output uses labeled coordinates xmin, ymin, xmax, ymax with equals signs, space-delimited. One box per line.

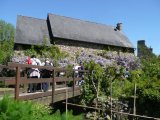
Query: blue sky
xmin=0 ymin=0 xmax=160 ymax=55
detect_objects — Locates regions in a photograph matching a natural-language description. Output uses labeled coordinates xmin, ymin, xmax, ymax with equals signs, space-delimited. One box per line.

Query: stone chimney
xmin=116 ymin=23 xmax=122 ymax=31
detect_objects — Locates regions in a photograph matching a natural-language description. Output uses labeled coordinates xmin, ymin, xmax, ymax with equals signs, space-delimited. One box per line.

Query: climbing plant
xmin=81 ymin=61 xmax=107 ymax=105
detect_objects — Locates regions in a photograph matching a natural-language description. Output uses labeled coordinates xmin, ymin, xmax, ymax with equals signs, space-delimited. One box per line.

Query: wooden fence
xmin=0 ymin=62 xmax=88 ymax=103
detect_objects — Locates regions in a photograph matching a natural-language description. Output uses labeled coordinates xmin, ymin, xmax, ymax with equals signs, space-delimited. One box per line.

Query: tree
xmin=0 ymin=20 xmax=15 ymax=64
xmin=0 ymin=20 xmax=14 ymax=41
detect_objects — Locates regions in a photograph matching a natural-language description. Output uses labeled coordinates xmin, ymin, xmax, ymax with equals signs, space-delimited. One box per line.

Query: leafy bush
xmin=0 ymin=95 xmax=84 ymax=120
xmin=0 ymin=39 xmax=14 ymax=64
xmin=0 ymin=95 xmax=33 ymax=120
xmin=0 ymin=95 xmax=54 ymax=120
xmin=31 ymin=103 xmax=53 ymax=120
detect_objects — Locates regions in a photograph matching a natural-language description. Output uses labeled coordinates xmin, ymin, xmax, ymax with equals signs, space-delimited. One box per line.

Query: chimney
xmin=116 ymin=23 xmax=122 ymax=31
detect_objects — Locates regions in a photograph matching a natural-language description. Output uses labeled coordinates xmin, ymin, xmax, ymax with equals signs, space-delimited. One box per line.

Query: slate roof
xmin=15 ymin=14 xmax=133 ymax=48
xmin=48 ymin=13 xmax=133 ymax=48
xmin=15 ymin=15 xmax=50 ymax=46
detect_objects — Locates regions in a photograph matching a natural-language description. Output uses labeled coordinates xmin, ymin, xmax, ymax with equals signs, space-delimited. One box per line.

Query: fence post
xmin=66 ymin=88 xmax=68 ymax=119
xmin=52 ymin=69 xmax=55 ymax=103
xmin=133 ymin=83 xmax=137 ymax=115
xmin=73 ymin=70 xmax=75 ymax=97
xmin=110 ymin=79 xmax=112 ymax=120
xmin=15 ymin=66 xmax=20 ymax=100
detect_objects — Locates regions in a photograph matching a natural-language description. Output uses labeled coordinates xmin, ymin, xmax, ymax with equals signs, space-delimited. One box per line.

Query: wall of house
xmin=54 ymin=38 xmax=134 ymax=58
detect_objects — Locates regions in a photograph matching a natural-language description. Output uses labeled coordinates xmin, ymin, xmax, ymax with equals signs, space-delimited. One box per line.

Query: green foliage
xmin=0 ymin=95 xmax=54 ymax=120
xmin=0 ymin=38 xmax=14 ymax=64
xmin=52 ymin=110 xmax=83 ymax=120
xmin=120 ymin=57 xmax=160 ymax=117
xmin=24 ymin=45 xmax=38 ymax=57
xmin=24 ymin=44 xmax=68 ymax=62
xmin=0 ymin=95 xmax=33 ymax=120
xmin=49 ymin=45 xmax=69 ymax=59
xmin=61 ymin=110 xmax=83 ymax=120
xmin=82 ymin=61 xmax=107 ymax=105
xmin=52 ymin=110 xmax=61 ymax=120
xmin=0 ymin=95 xmax=84 ymax=120
xmin=131 ymin=57 xmax=160 ymax=102
xmin=81 ymin=55 xmax=160 ymax=117
xmin=0 ymin=20 xmax=14 ymax=41
xmin=0 ymin=20 xmax=15 ymax=64
xmin=31 ymin=103 xmax=53 ymax=120
xmin=82 ymin=61 xmax=131 ymax=104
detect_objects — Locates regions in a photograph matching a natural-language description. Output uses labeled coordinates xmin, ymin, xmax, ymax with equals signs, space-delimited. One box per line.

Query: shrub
xmin=0 ymin=95 xmax=84 ymax=120
xmin=0 ymin=95 xmax=33 ymax=120
xmin=0 ymin=95 xmax=53 ymax=120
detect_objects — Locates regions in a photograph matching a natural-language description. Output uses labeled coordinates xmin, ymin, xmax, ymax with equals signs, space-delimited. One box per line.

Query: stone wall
xmin=55 ymin=38 xmax=133 ymax=58
xmin=55 ymin=39 xmax=104 ymax=58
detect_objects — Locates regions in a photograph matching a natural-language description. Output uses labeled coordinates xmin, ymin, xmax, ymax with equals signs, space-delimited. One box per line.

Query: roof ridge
xmin=17 ymin=15 xmax=46 ymax=21
xmin=48 ymin=13 xmax=114 ymax=28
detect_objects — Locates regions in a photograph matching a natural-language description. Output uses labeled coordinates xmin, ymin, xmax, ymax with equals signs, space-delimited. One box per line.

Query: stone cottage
xmin=15 ymin=13 xmax=134 ymax=55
